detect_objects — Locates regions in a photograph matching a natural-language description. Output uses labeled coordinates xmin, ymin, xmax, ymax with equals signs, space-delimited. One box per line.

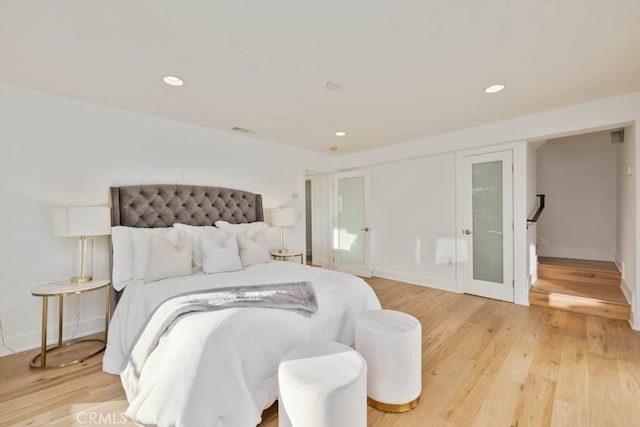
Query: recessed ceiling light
xmin=162 ymin=76 xmax=184 ymax=87
xmin=335 ymin=131 xmax=347 ymax=137
xmin=484 ymin=84 xmax=505 ymax=94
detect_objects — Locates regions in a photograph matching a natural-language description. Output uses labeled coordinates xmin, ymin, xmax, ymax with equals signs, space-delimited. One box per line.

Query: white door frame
xmin=458 ymin=150 xmax=514 ymax=302
xmin=305 ymin=172 xmax=334 ymax=270
xmin=455 ymin=145 xmax=536 ymax=305
xmin=455 ymin=142 xmax=531 ymax=306
xmin=333 ymin=169 xmax=372 ymax=277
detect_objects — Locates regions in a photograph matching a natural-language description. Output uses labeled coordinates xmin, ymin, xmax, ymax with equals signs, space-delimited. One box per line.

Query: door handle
xmin=463 ymin=229 xmax=472 ymax=235
xmin=361 ymin=227 xmax=371 ymax=232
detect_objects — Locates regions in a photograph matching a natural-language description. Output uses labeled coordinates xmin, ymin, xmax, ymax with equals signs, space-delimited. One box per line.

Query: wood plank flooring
xmin=536 ymin=257 xmax=621 ymax=286
xmin=531 ymin=256 xmax=630 ymax=320
xmin=537 ymin=257 xmax=620 ymax=273
xmin=1 ymin=277 xmax=639 ymax=426
xmin=531 ymin=278 xmax=628 ymax=305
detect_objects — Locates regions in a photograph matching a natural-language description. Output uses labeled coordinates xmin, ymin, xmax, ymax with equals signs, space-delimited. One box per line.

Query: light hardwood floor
xmin=1 ymin=277 xmax=639 ymax=426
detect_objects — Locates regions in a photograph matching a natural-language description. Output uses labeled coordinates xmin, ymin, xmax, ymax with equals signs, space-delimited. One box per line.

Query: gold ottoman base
xmin=367 ymin=396 xmax=420 ymax=413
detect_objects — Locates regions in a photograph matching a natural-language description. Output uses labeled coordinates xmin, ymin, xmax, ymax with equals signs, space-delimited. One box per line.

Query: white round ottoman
xmin=355 ymin=309 xmax=422 ymax=412
xmin=278 ymin=341 xmax=367 ymax=427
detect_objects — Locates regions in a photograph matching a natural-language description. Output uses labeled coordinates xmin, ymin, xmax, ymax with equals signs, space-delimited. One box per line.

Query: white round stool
xmin=278 ymin=341 xmax=367 ymax=427
xmin=355 ymin=309 xmax=422 ymax=412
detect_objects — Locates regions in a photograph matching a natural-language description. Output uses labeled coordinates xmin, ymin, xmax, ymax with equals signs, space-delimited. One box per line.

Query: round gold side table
xmin=30 ymin=279 xmax=110 ymax=369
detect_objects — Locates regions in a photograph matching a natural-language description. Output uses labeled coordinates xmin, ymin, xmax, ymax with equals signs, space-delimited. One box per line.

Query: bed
xmin=103 ymin=184 xmax=381 ymax=427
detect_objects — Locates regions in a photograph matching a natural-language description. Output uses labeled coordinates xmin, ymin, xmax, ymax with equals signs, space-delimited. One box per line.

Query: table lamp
xmin=52 ymin=206 xmax=111 ymax=283
xmin=270 ymin=208 xmax=296 ymax=254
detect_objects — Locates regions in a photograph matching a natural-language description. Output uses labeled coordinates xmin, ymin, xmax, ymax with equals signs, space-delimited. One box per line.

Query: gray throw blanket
xmin=121 ymin=281 xmax=317 ymax=399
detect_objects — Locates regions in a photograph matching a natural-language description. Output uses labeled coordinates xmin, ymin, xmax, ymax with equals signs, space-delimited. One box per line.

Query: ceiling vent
xmin=231 ymin=126 xmax=256 ymax=135
xmin=611 ymin=129 xmax=624 ymax=144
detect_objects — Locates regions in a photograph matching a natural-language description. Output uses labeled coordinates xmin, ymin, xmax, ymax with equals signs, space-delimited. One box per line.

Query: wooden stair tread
xmin=537 ymin=256 xmax=619 ymax=273
xmin=530 ymin=278 xmax=628 ymax=306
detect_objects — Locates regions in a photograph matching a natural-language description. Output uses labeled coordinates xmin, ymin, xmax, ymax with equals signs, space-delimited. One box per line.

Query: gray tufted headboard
xmin=110 ymin=184 xmax=264 ymax=228
xmin=108 ymin=184 xmax=264 ymax=305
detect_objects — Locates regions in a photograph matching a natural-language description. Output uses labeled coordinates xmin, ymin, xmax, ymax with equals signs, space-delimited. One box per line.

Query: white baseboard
xmin=620 ymin=279 xmax=638 ymax=331
xmin=0 ymin=315 xmax=106 ymax=358
xmin=631 ymin=309 xmax=640 ymax=332
xmin=371 ymin=269 xmax=458 ymax=293
xmin=621 ymin=278 xmax=633 ymax=304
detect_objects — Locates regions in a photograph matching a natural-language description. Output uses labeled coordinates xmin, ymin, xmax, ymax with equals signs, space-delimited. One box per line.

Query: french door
xmin=333 ymin=170 xmax=371 ymax=277
xmin=461 ymin=150 xmax=514 ymax=302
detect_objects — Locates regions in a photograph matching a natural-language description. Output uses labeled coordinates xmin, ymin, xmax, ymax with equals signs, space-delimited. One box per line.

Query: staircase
xmin=529 ymin=256 xmax=630 ymax=321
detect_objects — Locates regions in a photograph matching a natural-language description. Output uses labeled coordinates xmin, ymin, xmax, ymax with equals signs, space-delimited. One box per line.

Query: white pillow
xmin=173 ymin=223 xmax=235 ymax=271
xmin=214 ymin=221 xmax=269 ymax=239
xmin=236 ymin=234 xmax=271 ymax=267
xmin=111 ymin=226 xmax=176 ymax=291
xmin=201 ymin=234 xmax=243 ymax=274
xmin=144 ymin=235 xmax=193 ymax=283
xmin=111 ymin=226 xmax=135 ymax=291
xmin=215 ymin=221 xmax=272 ymax=266
xmin=131 ymin=228 xmax=180 ymax=280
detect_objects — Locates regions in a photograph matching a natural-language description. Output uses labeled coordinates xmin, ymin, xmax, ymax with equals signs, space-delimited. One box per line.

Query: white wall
xmin=616 ymin=124 xmax=637 ymax=327
xmin=362 ymin=141 xmax=531 ymax=304
xmin=0 ymin=85 xmax=332 ymax=356
xmin=369 ymin=153 xmax=457 ymax=291
xmin=536 ymin=132 xmax=617 ymax=261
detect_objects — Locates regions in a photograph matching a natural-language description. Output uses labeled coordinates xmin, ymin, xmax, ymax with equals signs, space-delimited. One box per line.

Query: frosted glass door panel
xmin=461 ymin=150 xmax=513 ymax=302
xmin=337 ymin=176 xmax=365 ymax=265
xmin=333 ymin=170 xmax=371 ymax=277
xmin=472 ymin=161 xmax=504 ymax=283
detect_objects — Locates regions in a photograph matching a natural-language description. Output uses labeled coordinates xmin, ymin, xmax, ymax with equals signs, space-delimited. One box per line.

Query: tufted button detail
xmin=116 ymin=185 xmax=261 ymax=227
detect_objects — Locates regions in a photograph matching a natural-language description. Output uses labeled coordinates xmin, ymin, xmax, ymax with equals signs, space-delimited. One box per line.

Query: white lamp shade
xmin=52 ymin=206 xmax=111 ymax=237
xmin=270 ymin=208 xmax=296 ymax=227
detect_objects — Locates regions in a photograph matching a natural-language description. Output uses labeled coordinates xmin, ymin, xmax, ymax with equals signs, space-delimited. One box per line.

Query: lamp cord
xmin=67 ymin=296 xmax=82 ymax=340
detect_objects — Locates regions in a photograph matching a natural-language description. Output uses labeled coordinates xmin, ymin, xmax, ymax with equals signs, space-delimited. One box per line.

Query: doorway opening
xmin=528 ymin=127 xmax=632 ymax=321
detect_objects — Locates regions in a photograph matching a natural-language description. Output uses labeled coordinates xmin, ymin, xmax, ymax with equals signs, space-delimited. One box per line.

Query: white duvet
xmin=103 ymin=261 xmax=381 ymax=427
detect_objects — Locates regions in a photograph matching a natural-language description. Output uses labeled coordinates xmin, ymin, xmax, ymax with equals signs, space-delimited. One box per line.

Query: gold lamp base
xmin=71 ymin=236 xmax=93 ymax=284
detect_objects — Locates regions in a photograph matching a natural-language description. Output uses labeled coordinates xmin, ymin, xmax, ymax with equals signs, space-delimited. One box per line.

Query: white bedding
xmin=103 ymin=261 xmax=381 ymax=427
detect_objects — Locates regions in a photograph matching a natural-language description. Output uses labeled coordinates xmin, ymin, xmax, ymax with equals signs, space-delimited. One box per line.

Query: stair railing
xmin=527 ymin=194 xmax=546 ymax=228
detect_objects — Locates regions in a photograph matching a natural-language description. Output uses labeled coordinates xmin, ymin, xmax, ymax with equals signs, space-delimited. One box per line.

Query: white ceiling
xmin=1 ymin=1 xmax=639 ymax=154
